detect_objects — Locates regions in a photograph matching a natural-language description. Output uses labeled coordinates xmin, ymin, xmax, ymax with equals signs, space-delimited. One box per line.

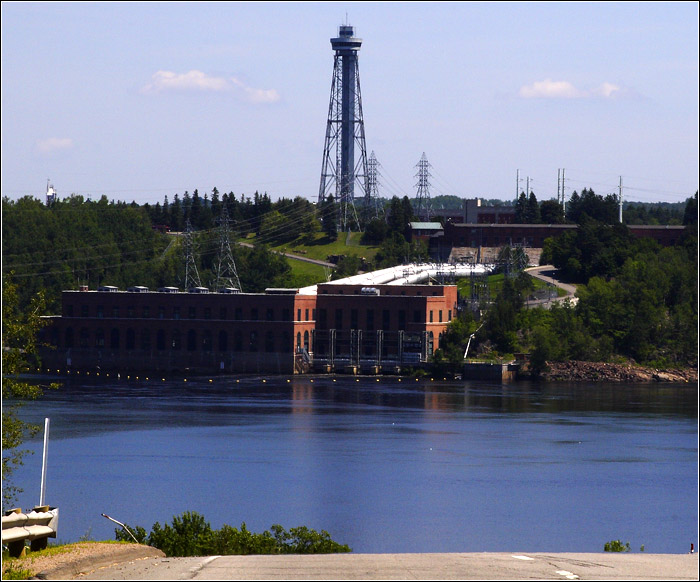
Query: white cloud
xmin=519 ymin=78 xmax=623 ymax=99
xmin=142 ymin=70 xmax=280 ymax=104
xmin=230 ymin=77 xmax=280 ymax=104
xmin=142 ymin=70 xmax=229 ymax=93
xmin=35 ymin=137 xmax=73 ymax=155
xmin=591 ymin=82 xmax=622 ymax=98
xmin=519 ymin=79 xmax=583 ymax=99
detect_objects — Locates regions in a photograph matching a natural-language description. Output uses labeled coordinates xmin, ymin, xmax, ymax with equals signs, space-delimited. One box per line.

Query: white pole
xmin=39 ymin=418 xmax=50 ymax=506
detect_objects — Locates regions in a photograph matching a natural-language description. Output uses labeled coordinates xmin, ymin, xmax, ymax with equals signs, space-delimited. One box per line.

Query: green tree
xmin=2 ymin=275 xmax=58 ymax=506
xmin=539 ymin=199 xmax=565 ymax=224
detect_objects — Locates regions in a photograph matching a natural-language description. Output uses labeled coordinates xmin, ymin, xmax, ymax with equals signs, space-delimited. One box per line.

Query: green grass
xmin=285 ymin=258 xmax=331 ymax=287
xmin=245 ymin=232 xmax=379 ymax=263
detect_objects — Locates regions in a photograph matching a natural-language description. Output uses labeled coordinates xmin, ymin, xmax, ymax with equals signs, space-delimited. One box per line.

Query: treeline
xmin=2 ymin=195 xmax=164 ymax=313
xmin=513 ymin=187 xmax=690 ymax=225
xmin=1 ymin=195 xmax=293 ymax=313
xmin=436 ymin=193 xmax=698 ymax=371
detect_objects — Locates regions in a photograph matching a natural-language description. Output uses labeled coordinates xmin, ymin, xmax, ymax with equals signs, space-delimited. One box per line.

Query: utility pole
xmin=618 ymin=175 xmax=623 ymax=223
xmin=557 ymin=169 xmax=561 ymax=206
xmin=561 ymin=168 xmax=566 ymax=214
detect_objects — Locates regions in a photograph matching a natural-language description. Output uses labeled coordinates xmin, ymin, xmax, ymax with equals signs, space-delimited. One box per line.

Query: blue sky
xmin=2 ymin=2 xmax=698 ymax=206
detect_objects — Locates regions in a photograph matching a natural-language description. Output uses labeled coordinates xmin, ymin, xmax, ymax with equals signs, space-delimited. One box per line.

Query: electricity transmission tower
xmin=214 ymin=205 xmax=242 ymax=292
xmin=183 ymin=219 xmax=202 ymax=290
xmin=414 ymin=153 xmax=432 ymax=221
xmin=318 ymin=24 xmax=369 ymax=233
xmin=366 ymin=150 xmax=382 ymax=220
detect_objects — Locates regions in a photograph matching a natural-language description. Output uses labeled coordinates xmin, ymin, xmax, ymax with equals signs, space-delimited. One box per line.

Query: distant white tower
xmin=46 ymin=179 xmax=57 ymax=205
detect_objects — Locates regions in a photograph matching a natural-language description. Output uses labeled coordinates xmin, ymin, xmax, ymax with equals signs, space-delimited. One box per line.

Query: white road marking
xmin=511 ymin=555 xmax=534 ymax=560
xmin=556 ymin=569 xmax=580 ymax=579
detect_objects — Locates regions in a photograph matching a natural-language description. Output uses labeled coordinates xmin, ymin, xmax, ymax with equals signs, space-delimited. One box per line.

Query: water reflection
xmin=10 ymin=375 xmax=697 ymax=553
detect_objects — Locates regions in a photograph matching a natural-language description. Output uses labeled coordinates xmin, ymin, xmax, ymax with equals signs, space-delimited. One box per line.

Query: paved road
xmin=74 ymin=551 xmax=698 ymax=580
xmin=237 ymin=241 xmax=337 ymax=268
xmin=525 ymin=264 xmax=578 ymax=308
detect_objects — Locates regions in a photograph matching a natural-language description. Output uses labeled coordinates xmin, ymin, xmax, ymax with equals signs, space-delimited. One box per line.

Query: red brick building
xmin=40 ymin=281 xmax=459 ymax=375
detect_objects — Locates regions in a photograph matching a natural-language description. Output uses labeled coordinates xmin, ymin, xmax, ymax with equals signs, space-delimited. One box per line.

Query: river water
xmin=8 ymin=375 xmax=698 ymax=554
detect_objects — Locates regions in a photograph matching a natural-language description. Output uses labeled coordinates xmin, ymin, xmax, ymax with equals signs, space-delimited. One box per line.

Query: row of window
xmin=65 ymin=305 xmax=316 ymax=322
xmin=318 ymin=308 xmax=451 ymax=330
xmin=58 ymin=327 xmax=311 ymax=353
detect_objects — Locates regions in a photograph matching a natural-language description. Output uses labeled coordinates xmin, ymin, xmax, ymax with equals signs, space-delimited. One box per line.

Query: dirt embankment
xmin=2 ymin=542 xmax=164 ymax=580
xmin=541 ymin=360 xmax=698 ymax=383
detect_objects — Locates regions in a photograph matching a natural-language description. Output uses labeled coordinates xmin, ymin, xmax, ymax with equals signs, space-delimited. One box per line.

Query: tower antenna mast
xmin=318 ymin=23 xmax=369 ymax=232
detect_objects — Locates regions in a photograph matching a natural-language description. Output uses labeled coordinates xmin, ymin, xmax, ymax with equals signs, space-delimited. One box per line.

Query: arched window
xmin=172 ymin=330 xmax=181 ymax=350
xmin=303 ymin=330 xmax=309 ymax=351
xmin=95 ymin=328 xmax=105 ymax=348
xmin=156 ymin=329 xmax=166 ymax=351
xmin=202 ymin=330 xmax=212 ymax=352
xmin=80 ymin=328 xmax=90 ymax=348
xmin=110 ymin=328 xmax=120 ymax=349
xmin=249 ymin=331 xmax=258 ymax=352
xmin=296 ymin=332 xmax=301 ymax=350
xmin=126 ymin=328 xmax=135 ymax=350
xmin=187 ymin=329 xmax=197 ymax=351
xmin=265 ymin=331 xmax=274 ymax=352
xmin=141 ymin=329 xmax=151 ymax=351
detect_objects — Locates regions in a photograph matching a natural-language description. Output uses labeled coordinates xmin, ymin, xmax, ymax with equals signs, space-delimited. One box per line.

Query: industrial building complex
xmin=40 ymin=265 xmax=482 ymax=376
xmin=36 ymin=22 xmax=688 ymax=378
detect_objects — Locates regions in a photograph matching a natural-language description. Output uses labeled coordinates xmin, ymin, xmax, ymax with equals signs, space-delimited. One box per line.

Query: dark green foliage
xmin=624 ymin=201 xmax=685 ymax=225
xmin=539 ymin=199 xmax=565 ymax=224
xmin=373 ymin=232 xmax=428 ymax=268
xmin=2 ymin=195 xmax=166 ymax=313
xmin=683 ymin=192 xmax=698 ymax=226
xmin=2 ymin=275 xmax=58 ymax=505
xmin=566 ymin=188 xmax=619 ymax=224
xmin=604 ymin=540 xmax=631 ymax=552
xmin=114 ymin=512 xmax=351 ymax=557
xmin=360 ymin=217 xmax=390 ymax=244
xmin=540 ymin=219 xmax=635 ymax=283
xmin=386 ymin=196 xmax=414 ymax=242
xmin=332 ymin=255 xmax=362 ymax=279
xmin=318 ymin=195 xmax=339 ymax=241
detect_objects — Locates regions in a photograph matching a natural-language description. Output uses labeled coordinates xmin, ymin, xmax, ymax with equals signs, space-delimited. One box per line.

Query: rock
xmin=540 ymin=361 xmax=698 ymax=383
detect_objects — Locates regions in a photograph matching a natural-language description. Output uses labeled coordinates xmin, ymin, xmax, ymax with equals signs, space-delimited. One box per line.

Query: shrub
xmin=115 ymin=512 xmax=351 ymax=557
xmin=604 ymin=540 xmax=630 ymax=552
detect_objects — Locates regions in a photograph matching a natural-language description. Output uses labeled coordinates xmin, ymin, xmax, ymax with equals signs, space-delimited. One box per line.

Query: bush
xmin=604 ymin=539 xmax=630 ymax=552
xmin=114 ymin=511 xmax=351 ymax=557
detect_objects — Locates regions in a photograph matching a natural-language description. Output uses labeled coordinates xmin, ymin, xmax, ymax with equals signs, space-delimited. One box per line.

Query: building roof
xmin=409 ymin=222 xmax=443 ymax=230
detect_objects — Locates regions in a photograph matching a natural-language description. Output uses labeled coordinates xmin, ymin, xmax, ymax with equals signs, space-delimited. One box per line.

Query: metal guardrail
xmin=2 ymin=506 xmax=59 ymax=557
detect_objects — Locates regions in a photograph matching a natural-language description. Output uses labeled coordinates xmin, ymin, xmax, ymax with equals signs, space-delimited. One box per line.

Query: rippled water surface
xmin=9 ymin=375 xmax=698 ymax=553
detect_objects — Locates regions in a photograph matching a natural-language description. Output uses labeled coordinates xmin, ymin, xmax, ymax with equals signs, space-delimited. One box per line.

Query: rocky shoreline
xmin=540 ymin=360 xmax=698 ymax=383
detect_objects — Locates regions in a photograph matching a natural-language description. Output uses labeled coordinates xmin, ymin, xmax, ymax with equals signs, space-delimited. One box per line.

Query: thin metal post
xmin=39 ymin=418 xmax=49 ymax=507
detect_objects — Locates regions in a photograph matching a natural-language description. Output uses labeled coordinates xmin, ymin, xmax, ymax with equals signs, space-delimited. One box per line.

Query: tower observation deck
xmin=319 ymin=24 xmax=369 ymax=232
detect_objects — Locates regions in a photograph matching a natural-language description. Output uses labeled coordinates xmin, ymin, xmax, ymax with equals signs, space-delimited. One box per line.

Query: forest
xmin=2 ymin=189 xmax=697 ymax=370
